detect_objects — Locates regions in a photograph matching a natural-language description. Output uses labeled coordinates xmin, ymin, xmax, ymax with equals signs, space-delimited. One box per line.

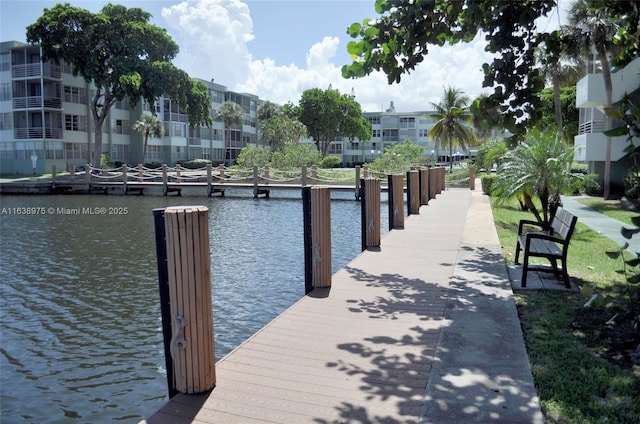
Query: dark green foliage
xmin=481 ymin=174 xmax=497 ymax=195
xmin=319 ymin=156 xmax=342 ymax=168
xmin=177 ymin=159 xmax=211 ymax=169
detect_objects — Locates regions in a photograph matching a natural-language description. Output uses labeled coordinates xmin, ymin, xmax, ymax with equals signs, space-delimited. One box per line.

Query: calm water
xmin=0 ymin=188 xmax=388 ymax=423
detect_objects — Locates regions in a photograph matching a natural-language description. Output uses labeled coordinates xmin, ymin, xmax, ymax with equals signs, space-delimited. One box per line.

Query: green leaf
xmin=627 ymin=273 xmax=640 ymax=284
xmin=625 ymin=257 xmax=640 ymax=267
xmin=604 ymin=125 xmax=629 ymax=137
xmin=621 ymin=226 xmax=640 ymax=239
xmin=606 ymin=250 xmax=622 ymax=259
xmin=347 ymin=22 xmax=362 ymax=37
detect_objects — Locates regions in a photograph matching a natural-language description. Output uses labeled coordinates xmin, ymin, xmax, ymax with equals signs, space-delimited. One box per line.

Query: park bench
xmin=514 ymin=207 xmax=578 ymax=288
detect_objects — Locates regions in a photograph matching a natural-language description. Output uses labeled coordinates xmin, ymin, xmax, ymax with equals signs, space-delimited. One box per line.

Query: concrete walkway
xmin=561 ymin=195 xmax=640 ymax=254
xmin=142 ymin=185 xmax=544 ymax=424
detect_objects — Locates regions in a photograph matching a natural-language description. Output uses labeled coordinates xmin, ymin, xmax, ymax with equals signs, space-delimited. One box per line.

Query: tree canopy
xmin=342 ymin=0 xmax=639 ymax=136
xmin=26 ymin=3 xmax=211 ymax=166
xmin=296 ymin=87 xmax=371 ymax=157
xmin=257 ymin=101 xmax=307 ymax=150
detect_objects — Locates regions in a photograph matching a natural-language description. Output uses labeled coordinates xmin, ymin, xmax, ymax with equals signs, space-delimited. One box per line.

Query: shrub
xmin=235 ymin=146 xmax=271 ymax=168
xmin=319 ymin=156 xmax=341 ymax=168
xmin=481 ymin=174 xmax=497 ymax=195
xmin=177 ymin=159 xmax=211 ymax=169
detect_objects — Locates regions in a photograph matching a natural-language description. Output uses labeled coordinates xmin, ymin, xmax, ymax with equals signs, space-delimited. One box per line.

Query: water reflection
xmin=0 ymin=189 xmax=388 ymax=422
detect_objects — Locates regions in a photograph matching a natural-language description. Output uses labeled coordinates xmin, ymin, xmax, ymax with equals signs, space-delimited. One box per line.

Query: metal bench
xmin=514 ymin=207 xmax=578 ymax=288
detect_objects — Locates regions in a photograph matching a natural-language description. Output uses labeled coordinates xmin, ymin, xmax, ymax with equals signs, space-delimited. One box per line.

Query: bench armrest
xmin=517 ymin=219 xmax=546 ymax=236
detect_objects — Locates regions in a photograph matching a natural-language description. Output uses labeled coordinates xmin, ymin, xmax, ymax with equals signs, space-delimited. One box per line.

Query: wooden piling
xmin=388 ymin=174 xmax=405 ymax=230
xmin=419 ymin=169 xmax=429 ymax=206
xmin=303 ymin=186 xmax=332 ymax=293
xmin=162 ymin=206 xmax=216 ymax=395
xmin=429 ymin=168 xmax=437 ymax=199
xmin=360 ymin=177 xmax=381 ymax=251
xmin=469 ymin=166 xmax=475 ymax=190
xmin=407 ymin=170 xmax=420 ymax=215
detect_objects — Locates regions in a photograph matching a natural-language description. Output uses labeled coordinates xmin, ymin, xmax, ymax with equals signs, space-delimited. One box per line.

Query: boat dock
xmin=141 ymin=185 xmax=543 ymax=424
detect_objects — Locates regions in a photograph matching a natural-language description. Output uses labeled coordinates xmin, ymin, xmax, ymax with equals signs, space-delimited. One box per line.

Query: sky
xmin=0 ymin=0 xmax=567 ymax=113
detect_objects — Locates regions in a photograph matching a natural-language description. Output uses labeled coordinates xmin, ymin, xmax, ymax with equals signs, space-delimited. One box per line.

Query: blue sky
xmin=1 ymin=0 xmax=566 ymax=112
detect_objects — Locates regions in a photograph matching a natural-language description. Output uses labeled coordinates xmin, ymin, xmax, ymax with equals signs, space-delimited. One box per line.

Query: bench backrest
xmin=551 ymin=207 xmax=578 ymax=242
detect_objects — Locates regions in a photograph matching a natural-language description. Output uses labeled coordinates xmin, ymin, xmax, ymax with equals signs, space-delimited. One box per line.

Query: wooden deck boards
xmin=141 ymin=188 xmax=473 ymax=424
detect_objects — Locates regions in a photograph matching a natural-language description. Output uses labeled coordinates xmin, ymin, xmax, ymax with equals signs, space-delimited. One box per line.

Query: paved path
xmin=561 ymin=195 xmax=640 ymax=254
xmin=141 ymin=186 xmax=543 ymax=424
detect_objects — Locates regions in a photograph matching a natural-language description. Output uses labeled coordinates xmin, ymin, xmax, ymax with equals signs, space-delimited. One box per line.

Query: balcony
xmin=575 ymin=57 xmax=640 ymax=108
xmin=573 ymin=132 xmax=628 ymax=162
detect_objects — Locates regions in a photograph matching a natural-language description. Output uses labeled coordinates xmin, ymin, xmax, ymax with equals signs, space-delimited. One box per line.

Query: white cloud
xmin=162 ymin=0 xmax=255 ymax=85
xmin=160 ymin=0 xmax=497 ymax=112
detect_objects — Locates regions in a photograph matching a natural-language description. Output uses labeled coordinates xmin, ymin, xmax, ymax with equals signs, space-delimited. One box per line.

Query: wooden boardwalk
xmin=141 ymin=188 xmax=475 ymax=423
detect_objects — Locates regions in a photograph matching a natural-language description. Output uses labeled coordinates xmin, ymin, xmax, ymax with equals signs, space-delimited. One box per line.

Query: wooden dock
xmin=142 ymin=187 xmax=475 ymax=424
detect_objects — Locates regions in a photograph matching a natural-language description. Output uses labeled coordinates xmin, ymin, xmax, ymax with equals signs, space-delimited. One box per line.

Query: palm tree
xmin=564 ymin=0 xmax=620 ymax=199
xmin=535 ymin=32 xmax=582 ymax=135
xmin=132 ymin=114 xmax=164 ymax=164
xmin=493 ymin=129 xmax=588 ymax=228
xmin=428 ymin=86 xmax=476 ymax=171
xmin=215 ymin=101 xmax=244 ymax=165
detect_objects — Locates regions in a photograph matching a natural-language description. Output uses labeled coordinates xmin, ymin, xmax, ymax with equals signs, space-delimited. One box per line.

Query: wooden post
xmin=138 ymin=164 xmax=143 ymax=182
xmin=176 ymin=164 xmax=182 ymax=183
xmin=429 ymin=167 xmax=437 ymax=199
xmin=303 ymin=186 xmax=331 ymax=293
xmin=419 ymin=169 xmax=429 ymax=206
xmin=122 ymin=164 xmax=128 ymax=195
xmin=206 ymin=164 xmax=213 ymax=197
xmin=162 ymin=164 xmax=168 ymax=196
xmin=407 ymin=169 xmax=420 ymax=215
xmin=439 ymin=167 xmax=446 ymax=192
xmin=152 ymin=208 xmax=178 ymax=399
xmin=387 ymin=174 xmax=405 ymax=230
xmin=355 ymin=166 xmax=361 ymax=200
xmin=218 ymin=164 xmax=225 ymax=183
xmin=301 ymin=165 xmax=308 ymax=187
xmin=252 ymin=166 xmax=259 ymax=197
xmin=163 ymin=206 xmax=216 ymax=395
xmin=85 ymin=164 xmax=91 ymax=193
xmin=360 ymin=177 xmax=381 ymax=251
xmin=311 ymin=165 xmax=317 ymax=185
xmin=469 ymin=165 xmax=476 ymax=190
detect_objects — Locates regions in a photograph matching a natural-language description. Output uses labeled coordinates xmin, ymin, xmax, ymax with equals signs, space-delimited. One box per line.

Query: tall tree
xmin=133 ymin=114 xmax=164 ymax=164
xmin=564 ymin=0 xmax=620 ymax=199
xmin=26 ymin=3 xmax=211 ymax=167
xmin=428 ymin=87 xmax=476 ymax=171
xmin=470 ymin=94 xmax=504 ymax=143
xmin=257 ymin=101 xmax=307 ymax=150
xmin=215 ymin=101 xmax=244 ymax=165
xmin=296 ymin=88 xmax=370 ymax=158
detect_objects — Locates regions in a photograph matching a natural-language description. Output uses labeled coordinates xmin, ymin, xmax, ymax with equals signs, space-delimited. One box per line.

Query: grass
xmin=575 ymin=196 xmax=638 ymax=227
xmin=490 ymin=197 xmax=640 ymax=423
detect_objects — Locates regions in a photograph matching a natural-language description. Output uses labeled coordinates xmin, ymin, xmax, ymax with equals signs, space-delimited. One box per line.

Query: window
xmin=372 ymin=129 xmax=381 ymax=138
xmin=112 ymin=119 xmax=130 ymax=135
xmin=400 ymin=117 xmax=415 ymax=129
xmin=0 ymin=83 xmax=10 ymax=101
xmin=65 ymin=114 xmax=88 ymax=132
xmin=0 ymin=112 xmax=12 ymax=130
xmin=63 ymin=86 xmax=87 ymax=104
xmin=64 ymin=142 xmax=88 ymax=160
xmin=382 ymin=129 xmax=398 ymax=142
xmin=419 ymin=128 xmax=429 ymax=137
xmin=328 ymin=143 xmax=343 ymax=154
xmin=367 ymin=116 xmax=380 ymax=125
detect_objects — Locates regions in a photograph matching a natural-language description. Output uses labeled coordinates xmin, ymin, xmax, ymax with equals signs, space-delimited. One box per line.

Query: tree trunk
xmin=552 ymin=74 xmax=563 ymax=134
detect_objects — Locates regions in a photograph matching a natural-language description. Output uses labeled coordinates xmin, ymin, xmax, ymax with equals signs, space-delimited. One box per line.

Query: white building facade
xmin=1 ymin=40 xmax=476 ymax=175
xmin=574 ymin=56 xmax=640 ymax=188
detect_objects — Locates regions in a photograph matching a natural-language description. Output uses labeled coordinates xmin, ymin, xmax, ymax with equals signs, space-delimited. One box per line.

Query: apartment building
xmin=0 ymin=41 xmax=259 ymax=174
xmin=0 ymin=40 xmax=475 ymax=175
xmin=574 ymin=56 xmax=640 ymax=187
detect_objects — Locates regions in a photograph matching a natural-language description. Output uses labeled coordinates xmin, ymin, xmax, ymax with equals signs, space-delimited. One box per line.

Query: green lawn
xmin=490 ymin=197 xmax=640 ymax=423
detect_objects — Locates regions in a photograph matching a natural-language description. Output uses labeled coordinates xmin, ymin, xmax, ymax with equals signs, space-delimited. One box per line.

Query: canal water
xmin=0 ymin=188 xmax=389 ymax=423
